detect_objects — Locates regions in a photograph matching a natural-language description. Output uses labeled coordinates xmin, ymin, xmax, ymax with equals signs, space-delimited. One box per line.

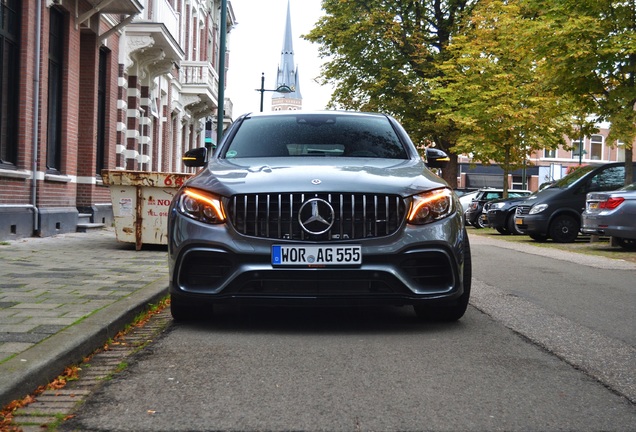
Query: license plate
xmin=272 ymin=245 xmax=362 ymax=266
xmin=515 ymin=217 xmax=523 ymax=225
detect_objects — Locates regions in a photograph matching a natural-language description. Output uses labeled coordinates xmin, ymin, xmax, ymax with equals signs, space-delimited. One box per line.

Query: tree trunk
xmin=441 ymin=153 xmax=459 ymax=189
xmin=625 ymin=147 xmax=634 ymax=185
xmin=502 ymin=146 xmax=511 ymax=198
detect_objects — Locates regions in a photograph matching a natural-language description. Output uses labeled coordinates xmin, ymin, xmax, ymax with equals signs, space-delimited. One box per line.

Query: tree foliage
xmin=304 ymin=0 xmax=479 ymax=186
xmin=430 ymin=0 xmax=576 ymax=195
xmin=305 ymin=0 xmax=636 ymax=187
xmin=521 ymin=0 xmax=636 ymax=183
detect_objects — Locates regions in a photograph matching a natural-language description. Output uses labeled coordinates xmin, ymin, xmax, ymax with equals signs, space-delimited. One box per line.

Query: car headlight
xmin=407 ymin=188 xmax=454 ymax=224
xmin=529 ymin=203 xmax=548 ymax=215
xmin=176 ymin=188 xmax=226 ymax=224
xmin=490 ymin=202 xmax=505 ymax=210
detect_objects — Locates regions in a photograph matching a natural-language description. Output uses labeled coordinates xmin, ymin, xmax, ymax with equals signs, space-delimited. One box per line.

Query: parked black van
xmin=515 ymin=162 xmax=636 ymax=243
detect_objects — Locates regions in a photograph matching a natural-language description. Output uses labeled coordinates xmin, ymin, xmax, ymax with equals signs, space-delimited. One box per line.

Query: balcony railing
xmin=182 ymin=61 xmax=218 ymax=88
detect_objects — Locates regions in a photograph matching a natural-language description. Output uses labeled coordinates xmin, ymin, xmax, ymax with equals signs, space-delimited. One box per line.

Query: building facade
xmin=0 ymin=0 xmax=235 ymax=241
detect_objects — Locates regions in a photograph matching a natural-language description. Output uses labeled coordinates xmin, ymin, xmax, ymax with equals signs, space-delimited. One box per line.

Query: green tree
xmin=430 ymin=0 xmax=576 ymax=196
xmin=304 ymin=0 xmax=479 ymax=187
xmin=525 ymin=0 xmax=636 ymax=184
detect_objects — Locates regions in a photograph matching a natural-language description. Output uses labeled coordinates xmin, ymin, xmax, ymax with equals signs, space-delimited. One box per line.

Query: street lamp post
xmin=256 ymin=72 xmax=293 ymax=112
xmin=216 ymin=0 xmax=227 ymax=146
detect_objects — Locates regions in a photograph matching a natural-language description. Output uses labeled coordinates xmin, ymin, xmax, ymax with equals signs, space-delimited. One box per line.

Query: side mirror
xmin=182 ymin=147 xmax=207 ymax=168
xmin=425 ymin=148 xmax=450 ymax=169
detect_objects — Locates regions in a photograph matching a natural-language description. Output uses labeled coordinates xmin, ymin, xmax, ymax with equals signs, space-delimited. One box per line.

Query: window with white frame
xmin=590 ymin=134 xmax=603 ymax=160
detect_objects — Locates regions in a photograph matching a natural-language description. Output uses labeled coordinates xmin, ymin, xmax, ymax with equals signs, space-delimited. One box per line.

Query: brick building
xmin=0 ymin=0 xmax=235 ymax=241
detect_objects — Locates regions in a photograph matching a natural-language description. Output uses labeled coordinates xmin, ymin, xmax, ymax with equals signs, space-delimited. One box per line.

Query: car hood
xmin=516 ymin=188 xmax=563 ymax=207
xmin=490 ymin=195 xmax=531 ymax=208
xmin=185 ymin=157 xmax=447 ymax=197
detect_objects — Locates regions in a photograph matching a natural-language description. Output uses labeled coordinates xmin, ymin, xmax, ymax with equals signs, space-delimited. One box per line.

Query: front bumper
xmin=514 ymin=213 xmax=549 ymax=235
xmin=169 ymin=213 xmax=467 ymax=306
xmin=486 ymin=210 xmax=506 ymax=228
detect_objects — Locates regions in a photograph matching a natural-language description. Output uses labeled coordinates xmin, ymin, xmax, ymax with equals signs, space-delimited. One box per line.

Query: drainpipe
xmin=31 ymin=0 xmax=43 ymax=234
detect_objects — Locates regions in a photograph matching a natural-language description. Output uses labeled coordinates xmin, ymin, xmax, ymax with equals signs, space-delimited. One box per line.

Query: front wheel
xmin=529 ymin=233 xmax=548 ymax=242
xmin=473 ymin=215 xmax=486 ymax=229
xmin=414 ymin=232 xmax=472 ymax=322
xmin=496 ymin=226 xmax=509 ymax=235
xmin=616 ymin=237 xmax=636 ymax=251
xmin=507 ymin=213 xmax=523 ymax=235
xmin=549 ymin=215 xmax=580 ymax=243
xmin=170 ymin=295 xmax=213 ymax=322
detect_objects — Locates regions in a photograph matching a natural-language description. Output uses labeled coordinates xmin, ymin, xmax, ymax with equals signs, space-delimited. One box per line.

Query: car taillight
xmin=599 ymin=197 xmax=625 ymax=209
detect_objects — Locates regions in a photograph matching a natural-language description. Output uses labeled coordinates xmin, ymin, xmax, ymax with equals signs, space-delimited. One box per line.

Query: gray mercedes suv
xmin=168 ymin=111 xmax=471 ymax=321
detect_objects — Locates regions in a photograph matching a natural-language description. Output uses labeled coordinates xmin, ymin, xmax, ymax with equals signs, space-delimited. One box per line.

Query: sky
xmin=224 ymin=0 xmax=333 ymax=119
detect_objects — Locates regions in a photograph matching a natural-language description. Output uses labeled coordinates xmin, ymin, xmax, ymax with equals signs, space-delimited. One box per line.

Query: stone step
xmin=76 ymin=222 xmax=106 ymax=233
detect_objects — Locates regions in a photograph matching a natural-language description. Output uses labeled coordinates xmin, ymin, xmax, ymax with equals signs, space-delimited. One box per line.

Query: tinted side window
xmin=588 ymin=166 xmax=625 ymax=192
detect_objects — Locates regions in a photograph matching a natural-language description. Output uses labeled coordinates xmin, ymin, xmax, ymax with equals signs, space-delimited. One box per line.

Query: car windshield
xmin=549 ymin=165 xmax=596 ymax=189
xmin=222 ymin=114 xmax=409 ymax=159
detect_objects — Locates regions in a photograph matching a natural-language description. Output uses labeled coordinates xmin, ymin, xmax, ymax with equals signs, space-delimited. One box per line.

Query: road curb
xmin=0 ymin=276 xmax=168 ymax=408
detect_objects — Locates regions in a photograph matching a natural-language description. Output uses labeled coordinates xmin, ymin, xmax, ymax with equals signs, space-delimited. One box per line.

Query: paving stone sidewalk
xmin=0 ymin=227 xmax=169 ymax=407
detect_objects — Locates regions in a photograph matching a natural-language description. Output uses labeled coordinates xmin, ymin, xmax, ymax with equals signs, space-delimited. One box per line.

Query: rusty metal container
xmin=102 ymin=170 xmax=191 ymax=250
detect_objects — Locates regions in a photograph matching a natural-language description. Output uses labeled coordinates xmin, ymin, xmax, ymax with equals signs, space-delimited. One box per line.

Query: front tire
xmin=496 ymin=226 xmax=509 ymax=235
xmin=529 ymin=233 xmax=548 ymax=242
xmin=507 ymin=213 xmax=523 ymax=235
xmin=170 ymin=295 xmax=212 ymax=322
xmin=549 ymin=215 xmax=579 ymax=243
xmin=616 ymin=237 xmax=636 ymax=250
xmin=473 ymin=215 xmax=486 ymax=229
xmin=414 ymin=231 xmax=472 ymax=322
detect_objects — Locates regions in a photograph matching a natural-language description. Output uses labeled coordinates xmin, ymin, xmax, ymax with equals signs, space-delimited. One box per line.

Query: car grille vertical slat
xmin=277 ymin=194 xmax=282 ymax=239
xmin=339 ymin=194 xmax=344 ymax=239
xmin=254 ymin=194 xmax=260 ymax=236
xmin=385 ymin=196 xmax=390 ymax=234
xmin=242 ymin=195 xmax=248 ymax=234
xmin=228 ymin=193 xmax=406 ymax=241
xmin=265 ymin=195 xmax=270 ymax=238
xmin=362 ymin=195 xmax=367 ymax=237
xmin=289 ymin=194 xmax=294 ymax=240
xmin=351 ymin=194 xmax=356 ymax=239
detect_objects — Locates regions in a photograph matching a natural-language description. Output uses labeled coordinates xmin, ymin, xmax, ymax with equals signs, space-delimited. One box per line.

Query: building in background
xmin=271 ymin=0 xmax=302 ymax=111
xmin=457 ymin=122 xmax=636 ymax=191
xmin=0 ymin=0 xmax=236 ymax=241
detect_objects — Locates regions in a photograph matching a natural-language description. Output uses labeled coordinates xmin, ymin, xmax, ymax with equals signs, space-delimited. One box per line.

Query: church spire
xmin=273 ymin=0 xmax=302 ymax=110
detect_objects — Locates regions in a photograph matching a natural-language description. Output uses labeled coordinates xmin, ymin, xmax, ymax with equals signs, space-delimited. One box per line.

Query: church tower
xmin=272 ymin=0 xmax=302 ymax=111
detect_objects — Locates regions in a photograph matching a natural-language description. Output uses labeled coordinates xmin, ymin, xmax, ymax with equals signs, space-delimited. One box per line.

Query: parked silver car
xmin=168 ymin=111 xmax=471 ymax=322
xmin=581 ymin=182 xmax=636 ymax=250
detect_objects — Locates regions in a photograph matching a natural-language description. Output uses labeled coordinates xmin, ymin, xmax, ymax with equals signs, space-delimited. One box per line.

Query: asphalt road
xmin=61 ymin=235 xmax=636 ymax=432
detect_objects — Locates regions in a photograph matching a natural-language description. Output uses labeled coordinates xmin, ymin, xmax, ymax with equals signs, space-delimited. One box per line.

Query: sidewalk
xmin=0 ymin=227 xmax=169 ymax=408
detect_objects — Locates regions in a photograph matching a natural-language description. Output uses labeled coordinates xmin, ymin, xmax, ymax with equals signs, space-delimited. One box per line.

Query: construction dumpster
xmin=102 ymin=170 xmax=192 ymax=250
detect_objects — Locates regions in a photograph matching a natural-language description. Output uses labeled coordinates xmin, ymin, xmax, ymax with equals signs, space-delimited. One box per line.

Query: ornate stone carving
xmin=124 ymin=36 xmax=155 ymax=73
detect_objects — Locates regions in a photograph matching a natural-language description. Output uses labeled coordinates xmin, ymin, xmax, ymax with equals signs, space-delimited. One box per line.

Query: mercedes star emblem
xmin=298 ymin=198 xmax=335 ymax=235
